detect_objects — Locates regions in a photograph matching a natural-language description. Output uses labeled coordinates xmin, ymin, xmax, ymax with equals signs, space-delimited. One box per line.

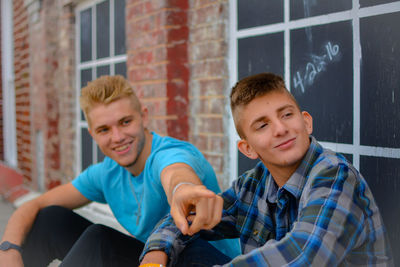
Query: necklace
xmin=127 ymin=176 xmax=143 ymax=225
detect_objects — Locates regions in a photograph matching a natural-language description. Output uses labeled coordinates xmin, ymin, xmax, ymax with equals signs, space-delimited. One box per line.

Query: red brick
xmin=127 ymin=29 xmax=167 ymax=50
xmin=209 ymin=97 xmax=225 ymax=114
xmin=196 ymin=79 xmax=226 ymax=96
xmin=145 ymin=100 xmax=167 ymax=116
xmin=166 ymin=9 xmax=188 ymax=26
xmin=204 ymin=154 xmax=224 ymax=173
xmin=190 ymin=23 xmax=226 ymax=43
xmin=209 ymin=135 xmax=225 ymax=152
xmin=190 ymin=2 xmax=226 ymax=26
xmin=190 ymin=41 xmax=226 ymax=61
xmin=198 ymin=117 xmax=223 ymax=134
xmin=129 ymin=65 xmax=167 ymax=81
xmin=167 ymin=0 xmax=189 ymax=9
xmin=191 ymin=59 xmax=226 ymax=79
xmin=189 ymin=133 xmax=208 ymax=151
xmin=132 ymin=82 xmax=167 ymax=99
xmin=168 ymin=26 xmax=189 ymax=43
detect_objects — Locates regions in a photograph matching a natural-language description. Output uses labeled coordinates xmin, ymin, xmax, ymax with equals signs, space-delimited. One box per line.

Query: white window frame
xmin=228 ymin=0 xmax=400 ymax=181
xmin=75 ymin=0 xmax=127 ymax=174
xmin=1 ymin=0 xmax=17 ymax=167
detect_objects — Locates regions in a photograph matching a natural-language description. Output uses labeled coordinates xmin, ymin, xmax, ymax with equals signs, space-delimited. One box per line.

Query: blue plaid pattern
xmin=141 ymin=136 xmax=393 ymax=266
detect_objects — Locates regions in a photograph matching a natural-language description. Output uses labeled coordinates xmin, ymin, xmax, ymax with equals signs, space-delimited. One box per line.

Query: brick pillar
xmin=27 ymin=0 xmax=76 ymax=190
xmin=13 ymin=0 xmax=32 ymax=182
xmin=188 ymin=1 xmax=230 ymax=188
xmin=0 ymin=1 xmax=3 ymax=161
xmin=54 ymin=2 xmax=76 ymax=184
xmin=126 ymin=0 xmax=189 ymax=140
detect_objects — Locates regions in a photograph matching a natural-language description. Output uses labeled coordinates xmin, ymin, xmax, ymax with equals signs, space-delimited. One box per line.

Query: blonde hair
xmin=230 ymin=72 xmax=300 ymax=138
xmin=80 ymin=75 xmax=141 ymax=125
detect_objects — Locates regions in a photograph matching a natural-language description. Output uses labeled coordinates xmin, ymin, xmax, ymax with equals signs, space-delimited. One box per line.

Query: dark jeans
xmin=22 ymin=205 xmax=231 ymax=267
xmin=22 ymin=205 xmax=144 ymax=267
xmin=174 ymin=238 xmax=232 ymax=267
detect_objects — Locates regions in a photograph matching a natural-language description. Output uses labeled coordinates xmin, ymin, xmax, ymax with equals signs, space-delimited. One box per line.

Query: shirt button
xmin=253 ymin=230 xmax=259 ymax=236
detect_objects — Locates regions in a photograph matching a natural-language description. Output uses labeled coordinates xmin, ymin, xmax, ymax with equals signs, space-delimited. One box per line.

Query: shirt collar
xmin=267 ymin=136 xmax=323 ymax=202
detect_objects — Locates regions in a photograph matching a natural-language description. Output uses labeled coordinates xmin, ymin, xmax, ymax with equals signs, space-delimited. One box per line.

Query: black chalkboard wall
xmin=291 ymin=21 xmax=353 ymax=144
xmin=236 ymin=1 xmax=400 ymax=264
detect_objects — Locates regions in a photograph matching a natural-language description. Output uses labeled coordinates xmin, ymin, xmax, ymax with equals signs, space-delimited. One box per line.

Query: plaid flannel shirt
xmin=141 ymin=136 xmax=393 ymax=266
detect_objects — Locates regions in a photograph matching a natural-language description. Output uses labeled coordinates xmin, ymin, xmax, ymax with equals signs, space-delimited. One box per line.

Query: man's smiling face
xmin=237 ymin=91 xmax=313 ymax=175
xmin=88 ymin=96 xmax=148 ymax=169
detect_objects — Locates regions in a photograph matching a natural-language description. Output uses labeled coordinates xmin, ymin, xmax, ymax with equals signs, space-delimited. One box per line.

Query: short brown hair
xmin=80 ymin=75 xmax=141 ymax=126
xmin=230 ymin=72 xmax=299 ymax=138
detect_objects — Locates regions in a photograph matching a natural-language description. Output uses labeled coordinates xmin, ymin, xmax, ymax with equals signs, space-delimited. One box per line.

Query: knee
xmin=35 ymin=205 xmax=71 ymax=225
xmin=38 ymin=205 xmax=69 ymax=217
xmin=79 ymin=224 xmax=109 ymax=241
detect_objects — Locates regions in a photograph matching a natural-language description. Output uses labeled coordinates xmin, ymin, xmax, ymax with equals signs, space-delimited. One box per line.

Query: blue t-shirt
xmin=72 ymin=132 xmax=240 ymax=257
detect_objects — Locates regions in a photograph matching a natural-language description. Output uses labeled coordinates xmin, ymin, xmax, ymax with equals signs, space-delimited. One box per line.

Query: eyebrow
xmin=94 ymin=124 xmax=108 ymax=132
xmin=249 ymin=104 xmax=296 ymax=128
xmin=93 ymin=115 xmax=134 ymax=132
xmin=277 ymin=104 xmax=295 ymax=113
xmin=118 ymin=115 xmax=133 ymax=124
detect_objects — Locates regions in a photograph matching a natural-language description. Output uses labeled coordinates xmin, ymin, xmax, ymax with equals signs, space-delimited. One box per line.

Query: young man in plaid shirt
xmin=139 ymin=73 xmax=393 ymax=267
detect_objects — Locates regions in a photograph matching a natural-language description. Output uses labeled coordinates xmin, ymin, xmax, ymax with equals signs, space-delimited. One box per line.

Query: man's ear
xmin=141 ymin=106 xmax=149 ymax=127
xmin=302 ymin=111 xmax=313 ymax=135
xmin=238 ymin=139 xmax=259 ymax=160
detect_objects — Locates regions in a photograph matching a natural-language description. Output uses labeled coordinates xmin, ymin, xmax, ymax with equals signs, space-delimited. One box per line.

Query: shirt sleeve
xmin=217 ymin=164 xmax=389 ymax=267
xmin=150 ymin=147 xmax=202 ymax=184
xmin=71 ymin=163 xmax=106 ymax=203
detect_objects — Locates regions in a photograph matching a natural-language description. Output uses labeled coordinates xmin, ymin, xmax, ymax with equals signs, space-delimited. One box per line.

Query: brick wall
xmin=0 ymin=2 xmax=3 ymax=162
xmin=55 ymin=1 xmax=76 ymax=184
xmin=188 ymin=0 xmax=230 ymax=189
xmin=13 ymin=0 xmax=32 ymax=182
xmin=27 ymin=0 xmax=76 ymax=190
xmin=126 ymin=0 xmax=231 ymax=188
xmin=6 ymin=0 xmax=76 ymax=190
xmin=126 ymin=0 xmax=189 ymax=141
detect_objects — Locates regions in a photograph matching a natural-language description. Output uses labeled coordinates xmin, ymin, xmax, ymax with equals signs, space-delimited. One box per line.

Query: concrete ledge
xmin=74 ymin=203 xmax=128 ymax=235
xmin=0 ymin=162 xmax=127 ymax=235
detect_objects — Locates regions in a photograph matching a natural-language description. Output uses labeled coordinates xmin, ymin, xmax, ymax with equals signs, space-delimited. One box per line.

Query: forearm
xmin=160 ymin=163 xmax=202 ymax=203
xmin=1 ymin=200 xmax=41 ymax=246
xmin=140 ymin=250 xmax=168 ymax=266
xmin=2 ymin=183 xmax=89 ymax=245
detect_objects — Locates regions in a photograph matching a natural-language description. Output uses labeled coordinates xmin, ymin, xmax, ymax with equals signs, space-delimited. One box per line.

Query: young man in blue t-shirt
xmin=0 ymin=75 xmax=239 ymax=266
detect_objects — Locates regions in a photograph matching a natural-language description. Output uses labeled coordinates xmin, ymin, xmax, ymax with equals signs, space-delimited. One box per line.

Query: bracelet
xmin=139 ymin=264 xmax=165 ymax=267
xmin=172 ymin=182 xmax=196 ymax=196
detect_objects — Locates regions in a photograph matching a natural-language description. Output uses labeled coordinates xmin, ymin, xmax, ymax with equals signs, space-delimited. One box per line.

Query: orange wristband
xmin=139 ymin=264 xmax=165 ymax=267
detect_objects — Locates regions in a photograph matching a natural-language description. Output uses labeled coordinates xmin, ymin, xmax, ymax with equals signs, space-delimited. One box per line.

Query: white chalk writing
xmin=293 ymin=41 xmax=340 ymax=93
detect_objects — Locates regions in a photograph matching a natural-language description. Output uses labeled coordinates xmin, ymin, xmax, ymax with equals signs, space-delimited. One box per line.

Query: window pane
xmin=360 ymin=12 xmax=400 ymax=147
xmin=238 ymin=150 xmax=259 ymax=176
xmin=80 ymin=68 xmax=92 ymax=121
xmin=360 ymin=156 xmax=400 ymax=264
xmin=237 ymin=0 xmax=283 ymax=30
xmin=290 ymin=21 xmax=353 ymax=144
xmin=97 ymin=146 xmax=106 ymax=162
xmin=115 ymin=61 xmax=127 ymax=77
xmin=290 ymin=0 xmax=351 ymax=20
xmin=114 ymin=0 xmax=126 ymax=55
xmin=360 ymin=0 xmax=398 ymax=7
xmin=238 ymin=32 xmax=284 ymax=80
xmin=97 ymin=65 xmax=110 ymax=77
xmin=96 ymin=0 xmax=110 ymax=59
xmin=80 ymin=8 xmax=92 ymax=62
xmin=81 ymin=128 xmax=93 ymax=171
